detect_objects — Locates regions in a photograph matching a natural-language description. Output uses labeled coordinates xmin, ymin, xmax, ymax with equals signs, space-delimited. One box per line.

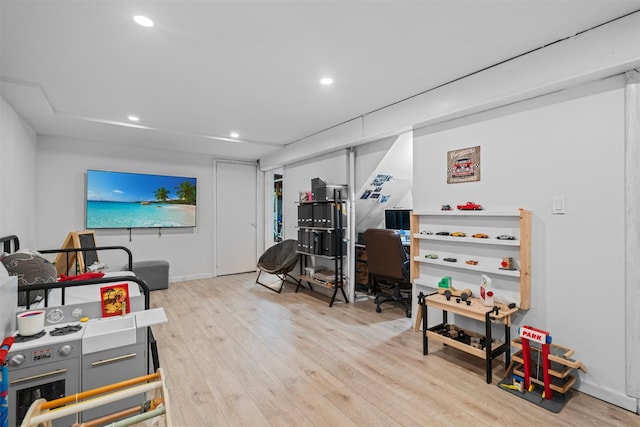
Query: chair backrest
xmin=364 ymin=229 xmax=408 ymax=282
xmin=258 ymin=239 xmax=298 ymax=267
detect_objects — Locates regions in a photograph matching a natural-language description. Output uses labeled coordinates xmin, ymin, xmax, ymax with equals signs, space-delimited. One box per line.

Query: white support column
xmin=256 ymin=168 xmax=265 ymax=259
xmin=348 ymin=148 xmax=356 ymax=303
xmin=625 ymin=69 xmax=640 ymax=409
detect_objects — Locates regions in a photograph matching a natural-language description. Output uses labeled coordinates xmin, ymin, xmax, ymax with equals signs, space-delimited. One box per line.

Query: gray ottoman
xmin=129 ymin=260 xmax=170 ymax=291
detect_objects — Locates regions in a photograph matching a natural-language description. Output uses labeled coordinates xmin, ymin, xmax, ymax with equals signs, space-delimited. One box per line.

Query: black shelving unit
xmin=295 ymin=188 xmax=348 ymax=306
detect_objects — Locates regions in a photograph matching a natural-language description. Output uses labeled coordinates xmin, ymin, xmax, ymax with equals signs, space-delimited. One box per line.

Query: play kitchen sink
xmin=82 ymin=315 xmax=137 ymax=354
xmin=82 ymin=307 xmax=167 ymax=354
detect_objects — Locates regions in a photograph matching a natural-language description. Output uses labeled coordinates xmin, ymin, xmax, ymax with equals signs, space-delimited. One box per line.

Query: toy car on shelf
xmin=420 ymin=230 xmax=433 ymax=235
xmin=472 ymin=233 xmax=489 ymax=238
xmin=436 ymin=232 xmax=450 ymax=236
xmin=425 ymin=254 xmax=439 ymax=259
xmin=496 ymin=235 xmax=517 ymax=240
xmin=465 ymin=260 xmax=479 ymax=265
xmin=443 ymin=257 xmax=457 ymax=262
xmin=451 ymin=232 xmax=466 ymax=237
xmin=457 ymin=201 xmax=483 ymax=210
xmin=441 ymin=204 xmax=452 ymax=211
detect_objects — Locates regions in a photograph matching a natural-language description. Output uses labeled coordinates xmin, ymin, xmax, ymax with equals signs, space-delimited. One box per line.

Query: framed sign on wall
xmin=447 ymin=146 xmax=481 ymax=184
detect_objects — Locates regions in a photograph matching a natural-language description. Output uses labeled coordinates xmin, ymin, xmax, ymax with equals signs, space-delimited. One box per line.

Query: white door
xmin=216 ymin=162 xmax=257 ymax=275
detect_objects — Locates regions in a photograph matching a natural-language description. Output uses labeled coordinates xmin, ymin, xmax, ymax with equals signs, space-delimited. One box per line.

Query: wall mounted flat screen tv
xmin=86 ymin=169 xmax=197 ymax=229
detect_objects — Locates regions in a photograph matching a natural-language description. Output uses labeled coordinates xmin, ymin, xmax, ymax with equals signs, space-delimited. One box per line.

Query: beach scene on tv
xmin=86 ymin=170 xmax=197 ymax=228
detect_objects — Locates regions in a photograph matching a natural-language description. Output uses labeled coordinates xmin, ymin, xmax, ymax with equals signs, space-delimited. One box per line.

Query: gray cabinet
xmin=81 ymin=342 xmax=146 ymax=422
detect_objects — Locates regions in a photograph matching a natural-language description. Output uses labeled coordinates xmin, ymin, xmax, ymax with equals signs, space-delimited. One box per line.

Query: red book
xmin=100 ymin=283 xmax=131 ymax=317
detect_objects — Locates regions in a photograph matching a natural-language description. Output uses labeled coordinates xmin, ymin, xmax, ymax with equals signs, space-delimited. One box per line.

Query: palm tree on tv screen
xmin=154 ymin=187 xmax=170 ymax=202
xmin=176 ymin=181 xmax=196 ymax=205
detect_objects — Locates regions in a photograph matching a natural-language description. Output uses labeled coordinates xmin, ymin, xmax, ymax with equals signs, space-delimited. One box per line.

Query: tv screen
xmin=384 ymin=209 xmax=410 ymax=231
xmin=86 ymin=170 xmax=197 ymax=229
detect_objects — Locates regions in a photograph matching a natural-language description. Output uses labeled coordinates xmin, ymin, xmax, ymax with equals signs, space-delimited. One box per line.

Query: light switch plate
xmin=552 ymin=196 xmax=566 ymax=214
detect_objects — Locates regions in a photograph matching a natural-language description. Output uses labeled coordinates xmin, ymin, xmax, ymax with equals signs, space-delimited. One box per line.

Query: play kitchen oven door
xmin=81 ymin=342 xmax=147 ymax=422
xmin=8 ymin=356 xmax=79 ymax=427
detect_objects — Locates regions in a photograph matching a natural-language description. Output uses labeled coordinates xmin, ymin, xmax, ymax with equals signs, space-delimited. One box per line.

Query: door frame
xmin=213 ymin=160 xmax=262 ymax=276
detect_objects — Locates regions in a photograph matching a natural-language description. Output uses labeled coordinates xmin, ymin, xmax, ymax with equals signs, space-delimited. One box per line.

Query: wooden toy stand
xmin=498 ymin=327 xmax=587 ymax=413
xmin=54 ymin=231 xmax=98 ymax=276
xmin=20 ymin=369 xmax=171 ymax=427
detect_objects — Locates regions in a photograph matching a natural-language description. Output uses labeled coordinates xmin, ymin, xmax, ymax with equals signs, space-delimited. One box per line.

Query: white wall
xmin=354 ymin=136 xmax=396 ymax=190
xmin=35 ymin=136 xmax=215 ymax=281
xmin=354 ymin=132 xmax=413 ymax=234
xmin=0 ymin=95 xmax=38 ymax=247
xmin=413 ymin=76 xmax=632 ymax=409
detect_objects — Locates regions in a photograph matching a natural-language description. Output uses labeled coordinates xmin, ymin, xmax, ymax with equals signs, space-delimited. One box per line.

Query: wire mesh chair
xmin=255 ymin=239 xmax=300 ymax=293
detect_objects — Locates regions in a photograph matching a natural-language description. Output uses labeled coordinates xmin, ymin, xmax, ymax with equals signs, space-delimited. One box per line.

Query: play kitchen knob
xmin=58 ymin=344 xmax=73 ymax=357
xmin=9 ymin=353 xmax=25 ymax=367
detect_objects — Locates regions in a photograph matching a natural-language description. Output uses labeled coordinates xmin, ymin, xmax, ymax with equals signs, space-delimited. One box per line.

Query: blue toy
xmin=0 ymin=336 xmax=15 ymax=427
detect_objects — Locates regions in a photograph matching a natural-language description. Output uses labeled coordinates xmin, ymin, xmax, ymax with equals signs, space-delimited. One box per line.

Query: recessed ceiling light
xmin=230 ymin=132 xmax=239 ymax=138
xmin=127 ymin=115 xmax=139 ymax=122
xmin=320 ymin=77 xmax=333 ymax=85
xmin=134 ymin=15 xmax=153 ymax=27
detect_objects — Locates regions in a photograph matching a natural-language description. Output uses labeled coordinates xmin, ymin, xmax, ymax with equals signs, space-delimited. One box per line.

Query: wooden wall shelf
xmin=411 ymin=209 xmax=531 ymax=310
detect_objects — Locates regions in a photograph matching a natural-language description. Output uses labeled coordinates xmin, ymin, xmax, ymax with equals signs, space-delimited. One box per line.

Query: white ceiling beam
xmin=259 ymin=117 xmax=363 ymax=171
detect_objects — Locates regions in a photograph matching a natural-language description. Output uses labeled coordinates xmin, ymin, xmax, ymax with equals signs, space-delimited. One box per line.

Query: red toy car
xmin=457 ymin=202 xmax=483 ymax=211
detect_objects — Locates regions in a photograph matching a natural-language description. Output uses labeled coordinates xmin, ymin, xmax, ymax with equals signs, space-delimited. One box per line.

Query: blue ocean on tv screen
xmin=86 ymin=170 xmax=197 ymax=228
xmin=87 ymin=201 xmax=196 ymax=228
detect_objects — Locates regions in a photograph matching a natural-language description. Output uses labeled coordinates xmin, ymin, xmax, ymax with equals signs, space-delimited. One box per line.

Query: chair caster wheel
xmin=376 ymin=306 xmax=382 ymax=313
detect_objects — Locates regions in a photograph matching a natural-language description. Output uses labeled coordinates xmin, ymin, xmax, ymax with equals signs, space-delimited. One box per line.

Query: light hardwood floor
xmin=149 ymin=273 xmax=638 ymax=426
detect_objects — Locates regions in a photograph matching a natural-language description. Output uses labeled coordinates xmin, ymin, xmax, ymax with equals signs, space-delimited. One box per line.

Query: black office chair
xmin=364 ymin=228 xmax=411 ymax=318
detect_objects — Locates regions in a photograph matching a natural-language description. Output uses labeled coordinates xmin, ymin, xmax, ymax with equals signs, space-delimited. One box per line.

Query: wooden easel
xmin=54 ymin=230 xmax=98 ymax=276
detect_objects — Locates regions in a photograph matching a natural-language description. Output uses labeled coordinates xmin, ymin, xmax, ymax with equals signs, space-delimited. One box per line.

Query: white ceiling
xmin=2 ymin=1 xmax=639 ymax=162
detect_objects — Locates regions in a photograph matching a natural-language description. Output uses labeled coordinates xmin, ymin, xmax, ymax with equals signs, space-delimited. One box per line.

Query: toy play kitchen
xmin=1 ymin=266 xmax=167 ymax=427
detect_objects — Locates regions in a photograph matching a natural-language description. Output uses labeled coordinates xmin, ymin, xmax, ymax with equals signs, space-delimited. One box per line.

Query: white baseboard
xmin=578 ymin=381 xmax=638 ymax=413
xmin=169 ymin=273 xmax=214 ymax=283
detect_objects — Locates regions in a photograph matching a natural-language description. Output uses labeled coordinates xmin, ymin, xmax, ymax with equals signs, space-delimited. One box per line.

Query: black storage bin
xmin=297 ymin=204 xmax=313 ymax=227
xmin=321 ymin=231 xmax=346 ymax=256
xmin=297 ymin=229 xmax=305 ymax=251
xmin=311 ymin=204 xmax=327 ymax=227
xmin=311 ymin=231 xmax=323 ymax=255
xmin=324 ymin=203 xmax=346 ymax=228
xmin=311 ymin=177 xmax=347 ymax=201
